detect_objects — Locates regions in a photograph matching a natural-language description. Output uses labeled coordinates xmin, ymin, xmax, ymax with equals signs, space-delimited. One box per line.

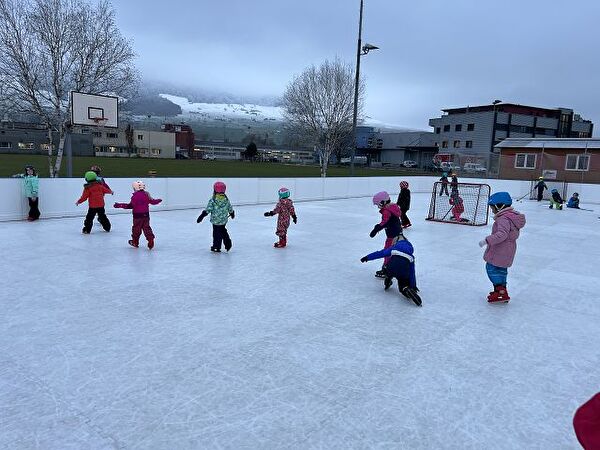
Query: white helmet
xmin=132 ymin=180 xmax=145 ymax=191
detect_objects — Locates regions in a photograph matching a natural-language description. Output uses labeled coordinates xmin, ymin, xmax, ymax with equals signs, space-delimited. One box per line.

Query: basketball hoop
xmin=91 ymin=117 xmax=108 ymax=126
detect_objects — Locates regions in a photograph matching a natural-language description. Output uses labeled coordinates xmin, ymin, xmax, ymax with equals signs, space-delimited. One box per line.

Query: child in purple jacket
xmin=114 ymin=180 xmax=162 ymax=249
xmin=478 ymin=192 xmax=526 ymax=303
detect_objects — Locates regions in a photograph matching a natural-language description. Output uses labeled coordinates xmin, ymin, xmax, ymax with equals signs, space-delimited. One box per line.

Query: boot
xmin=274 ymin=236 xmax=286 ymax=248
xmin=148 ymin=238 xmax=154 ymax=250
xmin=128 ymin=240 xmax=139 ymax=248
xmin=487 ymin=285 xmax=510 ymax=303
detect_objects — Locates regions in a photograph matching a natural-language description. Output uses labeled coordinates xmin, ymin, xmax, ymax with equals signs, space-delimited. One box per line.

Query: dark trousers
xmin=212 ymin=224 xmax=232 ymax=250
xmin=132 ymin=216 xmax=154 ymax=243
xmin=400 ymin=211 xmax=411 ymax=227
xmin=385 ymin=256 xmax=413 ymax=289
xmin=83 ymin=207 xmax=111 ymax=232
xmin=27 ymin=197 xmax=40 ymax=220
xmin=439 ymin=184 xmax=449 ymax=196
xmin=537 ymin=189 xmax=544 ymax=201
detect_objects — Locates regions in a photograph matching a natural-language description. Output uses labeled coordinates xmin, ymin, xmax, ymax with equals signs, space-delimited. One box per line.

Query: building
xmin=161 ymin=124 xmax=195 ymax=158
xmin=495 ymin=138 xmax=600 ymax=183
xmin=0 ymin=120 xmax=94 ymax=156
xmin=134 ymin=130 xmax=176 ymax=159
xmin=429 ymin=103 xmax=594 ymax=172
xmin=191 ymin=142 xmax=315 ymax=163
xmin=356 ymin=127 xmax=438 ymax=168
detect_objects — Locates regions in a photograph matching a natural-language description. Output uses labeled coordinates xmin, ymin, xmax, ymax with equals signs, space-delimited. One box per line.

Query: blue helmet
xmin=488 ymin=191 xmax=512 ymax=207
xmin=551 ymin=188 xmax=558 ymax=193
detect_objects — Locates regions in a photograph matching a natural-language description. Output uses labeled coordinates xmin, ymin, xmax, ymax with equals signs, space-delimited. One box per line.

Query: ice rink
xmin=1 ymin=193 xmax=599 ymax=449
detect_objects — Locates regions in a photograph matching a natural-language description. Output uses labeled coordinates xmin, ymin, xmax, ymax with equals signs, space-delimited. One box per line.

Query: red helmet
xmin=400 ymin=181 xmax=409 ymax=189
xmin=213 ymin=181 xmax=226 ymax=194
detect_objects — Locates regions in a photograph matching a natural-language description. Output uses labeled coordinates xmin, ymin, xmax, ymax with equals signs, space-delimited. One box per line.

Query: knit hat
xmin=214 ymin=181 xmax=226 ymax=194
xmin=372 ymin=191 xmax=390 ymax=206
xmin=574 ymin=393 xmax=600 ymax=449
xmin=400 ymin=181 xmax=409 ymax=189
xmin=84 ymin=171 xmax=97 ymax=182
xmin=278 ymin=187 xmax=290 ymax=199
xmin=132 ymin=180 xmax=145 ymax=191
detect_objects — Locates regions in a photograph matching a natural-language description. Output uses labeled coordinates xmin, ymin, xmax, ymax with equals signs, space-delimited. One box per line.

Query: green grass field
xmin=0 ymin=154 xmax=425 ymax=178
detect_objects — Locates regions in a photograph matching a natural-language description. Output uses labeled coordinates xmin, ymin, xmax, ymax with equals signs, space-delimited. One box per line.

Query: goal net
xmin=529 ymin=180 xmax=567 ymax=201
xmin=426 ymin=182 xmax=491 ymax=226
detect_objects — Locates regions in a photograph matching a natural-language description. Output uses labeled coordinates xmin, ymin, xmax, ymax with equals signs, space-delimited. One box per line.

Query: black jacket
xmin=397 ymin=188 xmax=411 ymax=212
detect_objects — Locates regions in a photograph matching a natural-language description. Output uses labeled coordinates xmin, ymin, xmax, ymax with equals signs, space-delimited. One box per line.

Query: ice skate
xmin=375 ymin=269 xmax=387 ymax=278
xmin=487 ymin=286 xmax=510 ymax=304
xmin=210 ymin=247 xmax=221 ymax=253
xmin=148 ymin=238 xmax=154 ymax=250
xmin=384 ymin=277 xmax=393 ymax=290
xmin=128 ymin=240 xmax=139 ymax=248
xmin=401 ymin=286 xmax=422 ymax=307
xmin=274 ymin=236 xmax=286 ymax=248
xmin=82 ymin=228 xmax=90 ymax=234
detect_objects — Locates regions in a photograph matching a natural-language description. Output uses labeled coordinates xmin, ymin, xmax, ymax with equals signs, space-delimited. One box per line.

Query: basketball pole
xmin=65 ymin=131 xmax=73 ymax=178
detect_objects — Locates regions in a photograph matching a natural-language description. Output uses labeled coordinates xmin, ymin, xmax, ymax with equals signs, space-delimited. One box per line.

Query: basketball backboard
xmin=71 ymin=92 xmax=119 ymax=128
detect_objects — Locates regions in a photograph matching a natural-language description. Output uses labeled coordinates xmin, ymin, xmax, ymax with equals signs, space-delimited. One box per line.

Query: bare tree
xmin=282 ymin=59 xmax=363 ymax=177
xmin=0 ymin=0 xmax=138 ymax=176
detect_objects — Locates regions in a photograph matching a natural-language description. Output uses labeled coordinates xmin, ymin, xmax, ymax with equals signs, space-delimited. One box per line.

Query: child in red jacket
xmin=75 ymin=171 xmax=113 ymax=234
xmin=264 ymin=187 xmax=297 ymax=248
xmin=449 ymin=194 xmax=465 ymax=221
xmin=114 ymin=180 xmax=162 ymax=249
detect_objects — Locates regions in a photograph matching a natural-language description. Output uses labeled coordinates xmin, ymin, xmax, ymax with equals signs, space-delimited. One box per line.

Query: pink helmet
xmin=400 ymin=181 xmax=409 ymax=189
xmin=372 ymin=191 xmax=390 ymax=206
xmin=213 ymin=181 xmax=226 ymax=194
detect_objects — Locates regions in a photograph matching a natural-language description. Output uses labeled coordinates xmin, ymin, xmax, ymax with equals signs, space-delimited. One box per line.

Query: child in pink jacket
xmin=114 ymin=180 xmax=162 ymax=249
xmin=479 ymin=192 xmax=526 ymax=303
xmin=264 ymin=187 xmax=297 ymax=248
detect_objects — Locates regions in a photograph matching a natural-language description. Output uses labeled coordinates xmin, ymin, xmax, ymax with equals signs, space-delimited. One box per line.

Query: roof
xmin=495 ymin=138 xmax=600 ymax=150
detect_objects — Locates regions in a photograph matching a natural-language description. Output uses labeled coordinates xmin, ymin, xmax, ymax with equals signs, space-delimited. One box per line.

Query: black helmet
xmin=24 ymin=165 xmax=36 ymax=175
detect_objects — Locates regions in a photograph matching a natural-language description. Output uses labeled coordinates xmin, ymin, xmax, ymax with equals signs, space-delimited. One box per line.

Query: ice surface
xmin=1 ymin=195 xmax=599 ymax=449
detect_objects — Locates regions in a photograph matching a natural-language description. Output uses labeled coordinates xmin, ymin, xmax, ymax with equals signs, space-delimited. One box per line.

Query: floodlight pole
xmin=350 ymin=0 xmax=364 ymax=177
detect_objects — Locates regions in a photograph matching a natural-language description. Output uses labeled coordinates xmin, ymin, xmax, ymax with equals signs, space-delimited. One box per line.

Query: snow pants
xmin=212 ymin=224 xmax=232 ymax=250
xmin=386 ymin=255 xmax=414 ymax=290
xmin=400 ymin=210 xmax=411 ymax=227
xmin=132 ymin=216 xmax=154 ymax=244
xmin=486 ymin=263 xmax=508 ymax=287
xmin=83 ymin=207 xmax=111 ymax=232
xmin=439 ymin=184 xmax=449 ymax=196
xmin=383 ymin=235 xmax=402 ymax=265
xmin=27 ymin=197 xmax=40 ymax=220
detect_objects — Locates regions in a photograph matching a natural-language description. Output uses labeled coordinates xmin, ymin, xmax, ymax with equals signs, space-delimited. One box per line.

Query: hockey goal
xmin=426 ymin=182 xmax=491 ymax=226
xmin=529 ymin=180 xmax=567 ymax=201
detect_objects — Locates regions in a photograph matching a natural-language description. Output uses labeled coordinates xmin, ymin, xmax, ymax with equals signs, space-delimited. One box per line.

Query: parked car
xmin=202 ymin=154 xmax=216 ymax=160
xmin=463 ymin=163 xmax=487 ymax=173
xmin=401 ymin=160 xmax=418 ymax=168
xmin=438 ymin=161 xmax=460 ymax=173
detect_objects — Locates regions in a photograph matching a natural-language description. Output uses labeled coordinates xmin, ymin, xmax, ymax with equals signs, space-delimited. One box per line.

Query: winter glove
xmin=197 ymin=211 xmax=208 ymax=223
xmin=360 ymin=256 xmax=369 ymax=263
xmin=264 ymin=211 xmax=274 ymax=217
xmin=292 ymin=214 xmax=297 ymax=224
xmin=478 ymin=239 xmax=487 ymax=248
xmin=369 ymin=224 xmax=383 ymax=238
xmin=230 ymin=211 xmax=235 ymax=219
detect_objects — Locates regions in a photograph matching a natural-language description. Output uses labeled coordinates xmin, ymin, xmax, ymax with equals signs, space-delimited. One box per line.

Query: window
xmin=455 ymin=124 xmax=462 ymax=132
xmin=443 ymin=125 xmax=450 ymax=132
xmin=151 ymin=148 xmax=161 ymax=156
xmin=40 ymin=143 xmax=55 ymax=151
xmin=107 ymin=133 xmax=118 ymax=139
xmin=434 ymin=142 xmax=438 ymax=147
xmin=0 ymin=142 xmax=11 ymax=148
xmin=514 ymin=153 xmax=536 ymax=169
xmin=92 ymin=131 xmax=102 ymax=137
xmin=137 ymin=134 xmax=144 ymax=140
xmin=465 ymin=140 xmax=473 ymax=148
xmin=453 ymin=140 xmax=460 ymax=148
xmin=442 ymin=141 xmax=448 ymax=148
xmin=467 ymin=123 xmax=475 ymax=131
xmin=435 ymin=127 xmax=441 ymax=134
xmin=565 ymin=154 xmax=590 ymax=171
xmin=18 ymin=142 xmax=35 ymax=149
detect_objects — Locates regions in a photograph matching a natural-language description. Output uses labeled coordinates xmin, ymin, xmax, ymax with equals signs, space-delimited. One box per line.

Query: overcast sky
xmin=112 ymin=0 xmax=600 ymax=133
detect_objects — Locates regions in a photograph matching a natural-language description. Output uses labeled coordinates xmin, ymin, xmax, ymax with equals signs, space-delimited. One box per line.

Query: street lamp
xmin=351 ymin=0 xmax=378 ymax=176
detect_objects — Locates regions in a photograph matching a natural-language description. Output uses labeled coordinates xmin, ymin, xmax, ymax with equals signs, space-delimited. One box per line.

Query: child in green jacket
xmin=18 ymin=165 xmax=41 ymax=221
xmin=197 ymin=181 xmax=235 ymax=252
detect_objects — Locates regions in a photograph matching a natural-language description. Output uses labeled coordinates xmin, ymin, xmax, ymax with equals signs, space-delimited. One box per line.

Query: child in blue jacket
xmin=567 ymin=193 xmax=580 ymax=209
xmin=360 ymin=235 xmax=422 ymax=306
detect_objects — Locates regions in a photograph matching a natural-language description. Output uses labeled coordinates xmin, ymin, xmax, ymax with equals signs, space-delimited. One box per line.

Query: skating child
xmin=573 ymin=392 xmax=600 ymax=449
xmin=264 ymin=187 xmax=297 ymax=248
xmin=450 ymin=172 xmax=459 ymax=197
xmin=370 ymin=191 xmax=402 ymax=278
xmin=114 ymin=180 xmax=162 ymax=249
xmin=197 ymin=181 xmax=235 ymax=252
xmin=15 ymin=165 xmax=40 ymax=221
xmin=534 ymin=177 xmax=547 ymax=201
xmin=439 ymin=172 xmax=449 ymax=196
xmin=360 ymin=234 xmax=422 ymax=306
xmin=449 ymin=194 xmax=465 ymax=221
xmin=549 ymin=189 xmax=564 ymax=209
xmin=478 ymin=192 xmax=526 ymax=304
xmin=75 ymin=171 xmax=113 ymax=234
xmin=396 ymin=181 xmax=411 ymax=228
xmin=90 ymin=165 xmax=110 ymax=190
xmin=567 ymin=192 xmax=580 ymax=209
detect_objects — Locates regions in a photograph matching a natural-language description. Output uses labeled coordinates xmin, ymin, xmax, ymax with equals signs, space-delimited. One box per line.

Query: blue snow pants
xmin=486 ymin=263 xmax=508 ymax=286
